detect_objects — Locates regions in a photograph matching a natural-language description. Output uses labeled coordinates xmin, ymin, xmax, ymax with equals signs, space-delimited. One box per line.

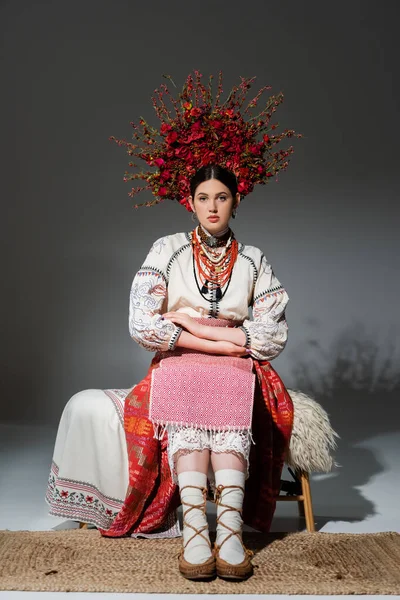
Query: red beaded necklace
xmin=192 ymin=226 xmax=238 ymax=290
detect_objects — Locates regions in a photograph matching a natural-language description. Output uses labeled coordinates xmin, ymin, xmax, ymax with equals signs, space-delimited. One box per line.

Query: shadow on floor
xmin=289 ymin=321 xmax=400 ymax=523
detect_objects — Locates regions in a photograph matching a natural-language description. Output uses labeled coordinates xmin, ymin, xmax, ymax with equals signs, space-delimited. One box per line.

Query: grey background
xmin=1 ymin=0 xmax=399 ymax=479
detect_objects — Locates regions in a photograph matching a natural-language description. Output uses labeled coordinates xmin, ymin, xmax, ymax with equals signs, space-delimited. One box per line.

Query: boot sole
xmin=217 ymin=570 xmax=253 ymax=581
xmin=215 ymin=555 xmax=253 ymax=580
xmin=178 ymin=554 xmax=216 ymax=580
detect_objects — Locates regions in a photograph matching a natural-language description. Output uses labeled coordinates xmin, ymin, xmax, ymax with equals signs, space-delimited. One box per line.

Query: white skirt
xmin=46 ymin=387 xmax=251 ymax=535
xmin=45 ymin=388 xmax=131 ymax=531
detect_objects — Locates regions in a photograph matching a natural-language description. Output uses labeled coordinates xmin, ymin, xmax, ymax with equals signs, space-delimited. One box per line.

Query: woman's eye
xmin=218 ymin=195 xmax=227 ymax=201
xmin=198 ymin=197 xmax=207 ymax=201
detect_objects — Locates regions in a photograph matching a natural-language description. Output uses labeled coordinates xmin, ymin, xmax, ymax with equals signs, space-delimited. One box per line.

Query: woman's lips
xmin=207 ymin=216 xmax=219 ymax=221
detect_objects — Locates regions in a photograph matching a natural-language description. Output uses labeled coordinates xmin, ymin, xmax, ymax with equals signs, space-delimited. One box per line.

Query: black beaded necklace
xmin=198 ymin=224 xmax=232 ymax=248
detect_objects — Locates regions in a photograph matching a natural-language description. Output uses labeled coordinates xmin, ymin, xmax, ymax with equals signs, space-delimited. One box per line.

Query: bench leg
xmin=299 ymin=471 xmax=315 ymax=532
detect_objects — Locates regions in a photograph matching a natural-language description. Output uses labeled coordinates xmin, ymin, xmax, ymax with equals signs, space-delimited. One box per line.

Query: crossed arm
xmin=130 ymin=244 xmax=288 ymax=360
xmin=162 ymin=311 xmax=248 ymax=357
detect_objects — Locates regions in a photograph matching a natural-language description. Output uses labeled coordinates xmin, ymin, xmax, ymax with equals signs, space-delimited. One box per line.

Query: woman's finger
xmin=166 ymin=314 xmax=191 ymax=325
xmin=163 ymin=312 xmax=181 ymax=319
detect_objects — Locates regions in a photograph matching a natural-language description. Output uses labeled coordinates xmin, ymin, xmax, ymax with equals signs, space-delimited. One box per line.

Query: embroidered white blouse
xmin=129 ymin=231 xmax=289 ymax=361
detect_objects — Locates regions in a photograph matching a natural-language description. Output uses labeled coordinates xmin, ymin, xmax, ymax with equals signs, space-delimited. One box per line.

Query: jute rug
xmin=1 ymin=529 xmax=400 ymax=594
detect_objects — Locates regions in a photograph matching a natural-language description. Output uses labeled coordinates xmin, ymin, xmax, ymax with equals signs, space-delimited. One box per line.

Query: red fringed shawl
xmin=99 ymin=354 xmax=294 ymax=538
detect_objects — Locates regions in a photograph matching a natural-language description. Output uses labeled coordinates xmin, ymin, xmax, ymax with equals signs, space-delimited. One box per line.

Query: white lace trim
xmin=166 ymin=425 xmax=253 ymax=483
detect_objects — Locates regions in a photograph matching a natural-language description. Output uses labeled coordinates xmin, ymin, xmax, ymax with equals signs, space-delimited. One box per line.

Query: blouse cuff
xmin=238 ymin=325 xmax=251 ymax=349
xmin=168 ymin=326 xmax=183 ymax=351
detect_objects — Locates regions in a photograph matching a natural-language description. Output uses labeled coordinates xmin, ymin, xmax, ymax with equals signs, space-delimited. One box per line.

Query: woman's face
xmin=188 ymin=178 xmax=240 ymax=234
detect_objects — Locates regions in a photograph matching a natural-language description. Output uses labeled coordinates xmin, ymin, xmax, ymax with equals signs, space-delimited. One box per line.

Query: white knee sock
xmin=215 ymin=468 xmax=246 ymax=565
xmin=178 ymin=471 xmax=212 ymax=565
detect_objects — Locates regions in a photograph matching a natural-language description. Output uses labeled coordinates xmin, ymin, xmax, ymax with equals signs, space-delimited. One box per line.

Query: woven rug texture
xmin=0 ymin=529 xmax=399 ymax=594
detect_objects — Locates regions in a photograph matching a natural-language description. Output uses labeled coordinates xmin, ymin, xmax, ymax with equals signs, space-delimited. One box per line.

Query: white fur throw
xmin=285 ymin=389 xmax=339 ymax=473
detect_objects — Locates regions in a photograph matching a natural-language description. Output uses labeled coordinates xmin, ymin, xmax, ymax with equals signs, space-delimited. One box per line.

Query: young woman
xmin=46 ymin=71 xmax=299 ymax=582
xmin=123 ymin=163 xmax=291 ymax=580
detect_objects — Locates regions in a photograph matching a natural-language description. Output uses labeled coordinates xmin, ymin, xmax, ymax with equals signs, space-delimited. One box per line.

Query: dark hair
xmin=190 ymin=164 xmax=238 ymax=199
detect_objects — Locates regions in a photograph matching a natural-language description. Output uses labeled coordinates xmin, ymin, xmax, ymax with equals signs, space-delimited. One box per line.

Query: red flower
xmin=159 ymin=186 xmax=169 ymax=196
xmin=166 ymin=131 xmax=178 ymax=145
xmin=160 ymin=123 xmax=172 ymax=135
xmin=208 ymin=119 xmax=223 ymax=129
xmin=237 ymin=180 xmax=251 ymax=194
xmin=61 ymin=490 xmax=69 ymax=498
xmin=174 ymin=146 xmax=193 ymax=160
xmin=154 ymin=158 xmax=165 ymax=167
xmin=229 ymin=139 xmax=243 ymax=153
xmin=160 ymin=170 xmax=171 ymax=182
xmin=249 ymin=143 xmax=262 ymax=155
xmin=179 ymin=196 xmax=192 ymax=211
xmin=185 ymin=164 xmax=196 ymax=176
xmin=263 ymin=134 xmax=270 ymax=143
xmin=182 ymin=102 xmax=192 ymax=110
xmin=86 ymin=495 xmax=94 ymax=503
xmin=201 ymin=150 xmax=217 ymax=165
xmin=231 ymin=155 xmax=241 ymax=170
xmin=257 ymin=165 xmax=264 ymax=174
xmin=190 ymin=107 xmax=202 ymax=118
xmin=266 ymin=171 xmax=274 ymax=177
xmin=186 ymin=121 xmax=205 ymax=142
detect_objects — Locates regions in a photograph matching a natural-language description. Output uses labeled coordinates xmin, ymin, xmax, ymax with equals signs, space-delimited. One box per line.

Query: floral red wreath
xmin=110 ymin=70 xmax=303 ymax=212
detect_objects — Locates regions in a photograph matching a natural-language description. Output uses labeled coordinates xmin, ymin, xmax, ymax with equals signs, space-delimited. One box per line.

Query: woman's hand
xmin=162 ymin=312 xmax=206 ymax=338
xmin=211 ymin=341 xmax=249 ymax=357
